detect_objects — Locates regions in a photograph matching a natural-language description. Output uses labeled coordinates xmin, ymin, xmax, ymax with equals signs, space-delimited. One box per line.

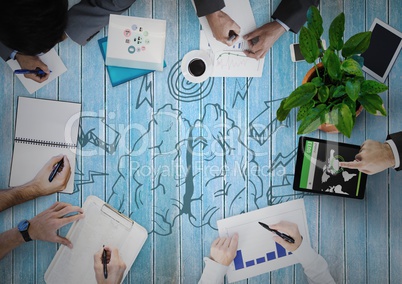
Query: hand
xmin=269 ymin=221 xmax=302 ymax=252
xmin=209 ymin=233 xmax=239 ymax=266
xmin=243 ymin=21 xmax=286 ymax=59
xmin=28 ymin=202 xmax=84 ymax=248
xmin=15 ymin=53 xmax=50 ymax=83
xmin=206 ymin=10 xmax=241 ymax=46
xmin=339 ymin=140 xmax=395 ymax=175
xmin=94 ymin=247 xmax=127 ymax=284
xmin=29 ymin=155 xmax=71 ymax=196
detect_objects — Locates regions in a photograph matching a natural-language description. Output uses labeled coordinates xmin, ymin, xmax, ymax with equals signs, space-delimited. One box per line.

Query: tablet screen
xmin=361 ymin=18 xmax=402 ymax=82
xmin=293 ymin=137 xmax=367 ymax=199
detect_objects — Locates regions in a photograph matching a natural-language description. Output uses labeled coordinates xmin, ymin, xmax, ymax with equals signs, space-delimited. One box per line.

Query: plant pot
xmin=302 ymin=63 xmax=363 ymax=134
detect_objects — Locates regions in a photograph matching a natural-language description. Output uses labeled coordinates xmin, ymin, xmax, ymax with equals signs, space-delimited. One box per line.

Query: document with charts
xmin=9 ymin=97 xmax=81 ymax=193
xmin=217 ymin=199 xmax=310 ymax=282
xmin=45 ymin=195 xmax=148 ymax=284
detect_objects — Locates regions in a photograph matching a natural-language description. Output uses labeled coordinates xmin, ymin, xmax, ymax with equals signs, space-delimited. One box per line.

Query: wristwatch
xmin=17 ymin=219 xmax=32 ymax=242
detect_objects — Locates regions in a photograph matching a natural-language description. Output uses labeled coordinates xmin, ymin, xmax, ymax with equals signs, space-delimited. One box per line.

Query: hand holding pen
xmin=14 ymin=53 xmax=50 ymax=83
xmin=94 ymin=246 xmax=126 ymax=284
xmin=259 ymin=221 xmax=303 ymax=252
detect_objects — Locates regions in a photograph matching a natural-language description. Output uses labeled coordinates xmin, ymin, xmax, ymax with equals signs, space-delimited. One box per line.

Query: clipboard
xmin=44 ymin=196 xmax=148 ymax=284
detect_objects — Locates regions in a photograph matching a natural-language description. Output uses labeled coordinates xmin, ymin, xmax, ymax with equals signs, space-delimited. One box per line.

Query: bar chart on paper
xmin=234 ymin=242 xmax=293 ymax=270
xmin=217 ymin=199 xmax=309 ymax=283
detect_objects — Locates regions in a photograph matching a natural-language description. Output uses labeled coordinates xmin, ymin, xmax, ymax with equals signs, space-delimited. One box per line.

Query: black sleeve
xmin=193 ymin=0 xmax=225 ymax=17
xmin=272 ymin=0 xmax=320 ymax=33
xmin=0 ymin=40 xmax=13 ymax=61
xmin=387 ymin=131 xmax=402 ymax=171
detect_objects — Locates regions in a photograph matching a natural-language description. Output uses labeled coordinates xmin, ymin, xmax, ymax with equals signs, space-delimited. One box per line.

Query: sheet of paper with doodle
xmin=195 ymin=0 xmax=256 ymax=52
xmin=200 ymin=30 xmax=264 ymax=77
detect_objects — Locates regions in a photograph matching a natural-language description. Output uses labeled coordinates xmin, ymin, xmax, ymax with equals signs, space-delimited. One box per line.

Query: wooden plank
xmin=365 ymin=0 xmax=390 ymax=283
xmin=388 ymin=0 xmax=402 ymax=282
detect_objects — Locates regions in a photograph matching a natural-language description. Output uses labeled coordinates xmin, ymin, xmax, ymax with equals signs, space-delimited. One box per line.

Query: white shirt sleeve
xmin=275 ymin=19 xmax=290 ymax=32
xmin=198 ymin=257 xmax=229 ymax=284
xmin=385 ymin=139 xmax=400 ymax=169
xmin=292 ymin=239 xmax=336 ymax=284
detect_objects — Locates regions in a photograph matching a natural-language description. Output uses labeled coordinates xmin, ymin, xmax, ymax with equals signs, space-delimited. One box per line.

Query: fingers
xmin=229 ymin=233 xmax=239 ymax=251
xmin=339 ymin=160 xmax=362 ymax=170
xmin=56 ymin=204 xmax=84 ymax=218
xmin=56 ymin=235 xmax=73 ymax=249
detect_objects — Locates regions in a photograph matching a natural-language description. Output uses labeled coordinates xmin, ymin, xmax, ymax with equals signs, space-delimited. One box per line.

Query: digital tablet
xmin=361 ymin=18 xmax=402 ymax=83
xmin=293 ymin=137 xmax=367 ymax=199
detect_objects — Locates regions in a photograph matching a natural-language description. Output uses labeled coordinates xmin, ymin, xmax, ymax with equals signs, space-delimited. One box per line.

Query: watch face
xmin=18 ymin=219 xmax=29 ymax=231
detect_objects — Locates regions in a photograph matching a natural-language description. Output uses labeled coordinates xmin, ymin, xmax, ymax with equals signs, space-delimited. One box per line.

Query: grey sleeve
xmin=193 ymin=0 xmax=225 ymax=17
xmin=66 ymin=0 xmax=137 ymax=46
xmin=387 ymin=131 xmax=402 ymax=171
xmin=0 ymin=41 xmax=13 ymax=61
xmin=272 ymin=0 xmax=320 ymax=33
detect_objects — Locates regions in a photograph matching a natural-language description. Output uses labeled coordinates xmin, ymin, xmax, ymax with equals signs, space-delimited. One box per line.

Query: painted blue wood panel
xmin=0 ymin=0 xmax=401 ymax=283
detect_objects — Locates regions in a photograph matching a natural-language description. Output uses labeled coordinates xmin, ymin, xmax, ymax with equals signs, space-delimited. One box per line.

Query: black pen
xmin=48 ymin=158 xmax=64 ymax=182
xmin=102 ymin=246 xmax=108 ymax=279
xmin=228 ymin=30 xmax=238 ymax=42
xmin=258 ymin=221 xmax=295 ymax=243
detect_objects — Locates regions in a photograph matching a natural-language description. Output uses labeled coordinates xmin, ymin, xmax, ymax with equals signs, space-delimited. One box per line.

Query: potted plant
xmin=276 ymin=6 xmax=388 ymax=137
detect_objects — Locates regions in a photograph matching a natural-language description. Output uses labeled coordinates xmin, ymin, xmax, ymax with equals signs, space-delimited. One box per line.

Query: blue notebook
xmin=98 ymin=37 xmax=165 ymax=87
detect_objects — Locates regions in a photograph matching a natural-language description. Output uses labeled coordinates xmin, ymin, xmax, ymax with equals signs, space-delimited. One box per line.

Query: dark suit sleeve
xmin=193 ymin=0 xmax=225 ymax=17
xmin=66 ymin=0 xmax=136 ymax=46
xmin=0 ymin=41 xmax=13 ymax=61
xmin=272 ymin=0 xmax=320 ymax=33
xmin=387 ymin=131 xmax=402 ymax=171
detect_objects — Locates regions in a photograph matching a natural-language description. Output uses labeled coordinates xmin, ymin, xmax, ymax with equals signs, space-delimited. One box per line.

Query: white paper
xmin=7 ymin=48 xmax=67 ymax=94
xmin=200 ymin=30 xmax=264 ymax=77
xmin=45 ymin=196 xmax=148 ymax=284
xmin=217 ymin=199 xmax=310 ymax=283
xmin=9 ymin=97 xmax=81 ymax=193
xmin=198 ymin=0 xmax=256 ymax=53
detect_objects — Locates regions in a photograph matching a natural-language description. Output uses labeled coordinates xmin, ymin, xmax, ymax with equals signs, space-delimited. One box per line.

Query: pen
xmin=14 ymin=69 xmax=47 ymax=75
xmin=102 ymin=246 xmax=108 ymax=279
xmin=48 ymin=158 xmax=64 ymax=182
xmin=228 ymin=30 xmax=237 ymax=42
xmin=258 ymin=221 xmax=295 ymax=243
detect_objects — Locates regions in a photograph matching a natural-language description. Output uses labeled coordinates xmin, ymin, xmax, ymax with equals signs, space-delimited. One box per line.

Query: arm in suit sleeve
xmin=0 ymin=41 xmax=13 ymax=61
xmin=272 ymin=0 xmax=320 ymax=33
xmin=193 ymin=0 xmax=225 ymax=17
xmin=387 ymin=131 xmax=402 ymax=171
xmin=65 ymin=0 xmax=136 ymax=46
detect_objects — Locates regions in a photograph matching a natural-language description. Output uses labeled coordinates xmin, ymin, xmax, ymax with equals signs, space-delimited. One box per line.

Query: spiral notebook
xmin=9 ymin=97 xmax=81 ymax=193
xmin=45 ymin=195 xmax=148 ymax=284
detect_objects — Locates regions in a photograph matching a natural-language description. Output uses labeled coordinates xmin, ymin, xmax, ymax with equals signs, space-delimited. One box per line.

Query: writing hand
xmin=15 ymin=53 xmax=50 ymax=83
xmin=269 ymin=221 xmax=302 ymax=252
xmin=94 ymin=247 xmax=127 ymax=284
xmin=206 ymin=10 xmax=240 ymax=46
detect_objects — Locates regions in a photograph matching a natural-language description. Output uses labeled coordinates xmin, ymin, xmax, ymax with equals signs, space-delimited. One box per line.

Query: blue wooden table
xmin=1 ymin=0 xmax=401 ymax=283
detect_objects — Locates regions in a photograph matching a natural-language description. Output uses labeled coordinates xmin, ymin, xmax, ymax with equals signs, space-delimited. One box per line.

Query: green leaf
xmin=358 ymin=93 xmax=387 ymax=116
xmin=345 ymin=79 xmax=361 ymax=101
xmin=327 ymin=51 xmax=342 ymax=81
xmin=322 ymin=48 xmax=333 ymax=70
xmin=311 ymin=76 xmax=323 ymax=87
xmin=307 ymin=6 xmax=323 ymax=40
xmin=329 ymin=12 xmax=345 ymax=51
xmin=343 ymin=97 xmax=357 ymax=124
xmin=361 ymin=80 xmax=388 ymax=94
xmin=333 ymin=85 xmax=346 ymax=98
xmin=331 ymin=103 xmax=354 ymax=137
xmin=299 ymin=27 xmax=320 ymax=63
xmin=276 ymin=99 xmax=292 ymax=121
xmin=297 ymin=100 xmax=315 ymax=121
xmin=298 ymin=104 xmax=328 ymax=134
xmin=318 ymin=86 xmax=330 ymax=103
xmin=341 ymin=59 xmax=363 ymax=77
xmin=283 ymin=83 xmax=317 ymax=109
xmin=342 ymin=31 xmax=372 ymax=58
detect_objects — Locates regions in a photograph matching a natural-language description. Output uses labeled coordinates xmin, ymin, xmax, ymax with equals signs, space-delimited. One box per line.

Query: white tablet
xmin=361 ymin=18 xmax=402 ymax=83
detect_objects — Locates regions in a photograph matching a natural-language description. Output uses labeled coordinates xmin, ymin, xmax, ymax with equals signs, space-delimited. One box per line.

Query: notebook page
xmin=9 ymin=97 xmax=81 ymax=193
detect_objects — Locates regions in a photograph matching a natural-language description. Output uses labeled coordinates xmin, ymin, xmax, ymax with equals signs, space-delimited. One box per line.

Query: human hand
xmin=206 ymin=10 xmax=241 ymax=46
xmin=209 ymin=233 xmax=239 ymax=266
xmin=339 ymin=140 xmax=395 ymax=175
xmin=15 ymin=53 xmax=50 ymax=83
xmin=269 ymin=221 xmax=302 ymax=252
xmin=30 ymin=155 xmax=71 ymax=196
xmin=243 ymin=21 xmax=286 ymax=59
xmin=28 ymin=202 xmax=84 ymax=248
xmin=94 ymin=247 xmax=127 ymax=284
